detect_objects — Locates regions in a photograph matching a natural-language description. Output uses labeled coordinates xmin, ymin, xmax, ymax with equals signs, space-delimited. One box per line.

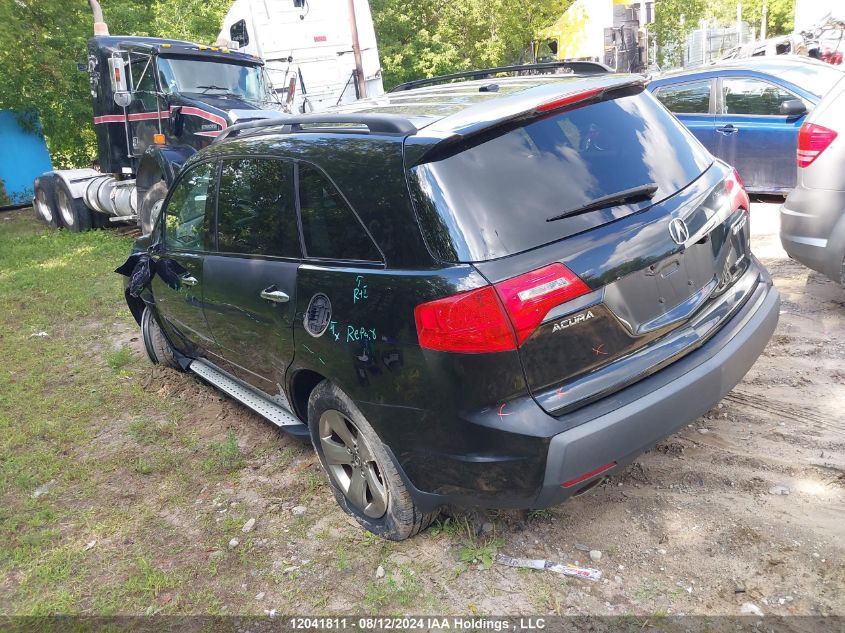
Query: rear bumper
xmin=533 ymin=273 xmax=779 ymax=507
xmin=780 ymin=186 xmax=845 ymax=283
xmin=394 ymin=269 xmax=779 ymax=512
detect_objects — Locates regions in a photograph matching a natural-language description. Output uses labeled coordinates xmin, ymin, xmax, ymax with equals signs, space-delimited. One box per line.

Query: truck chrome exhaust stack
xmin=89 ymin=0 xmax=110 ymax=36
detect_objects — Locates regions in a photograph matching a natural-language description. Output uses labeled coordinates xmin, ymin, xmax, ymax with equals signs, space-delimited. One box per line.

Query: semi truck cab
xmin=34 ymin=26 xmax=285 ymax=235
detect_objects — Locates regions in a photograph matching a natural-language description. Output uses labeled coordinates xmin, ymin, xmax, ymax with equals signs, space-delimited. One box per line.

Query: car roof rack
xmin=389 ymin=61 xmax=612 ymax=93
xmin=214 ymin=113 xmax=418 ymax=143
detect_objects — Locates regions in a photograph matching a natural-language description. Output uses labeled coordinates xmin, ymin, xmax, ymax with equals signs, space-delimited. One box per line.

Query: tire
xmin=308 ymin=380 xmax=438 ymax=540
xmin=139 ymin=180 xmax=167 ymax=236
xmin=33 ymin=178 xmax=58 ymax=228
xmin=141 ymin=307 xmax=180 ymax=370
xmin=55 ymin=178 xmax=91 ymax=232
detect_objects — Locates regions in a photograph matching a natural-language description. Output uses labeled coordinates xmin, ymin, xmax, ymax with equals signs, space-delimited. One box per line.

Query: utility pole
xmin=736 ymin=3 xmax=743 ymax=45
xmin=760 ymin=0 xmax=768 ymax=41
xmin=347 ymin=0 xmax=367 ymax=99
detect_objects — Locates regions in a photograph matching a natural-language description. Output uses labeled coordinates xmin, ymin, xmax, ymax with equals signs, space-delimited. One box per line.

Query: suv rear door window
xmin=164 ymin=161 xmax=216 ymax=251
xmin=297 ymin=164 xmax=381 ymax=262
xmin=721 ymin=77 xmax=798 ymax=115
xmin=216 ymin=158 xmax=300 ymax=257
xmin=654 ymin=79 xmax=712 ymax=113
xmin=409 ymin=90 xmax=712 ymax=262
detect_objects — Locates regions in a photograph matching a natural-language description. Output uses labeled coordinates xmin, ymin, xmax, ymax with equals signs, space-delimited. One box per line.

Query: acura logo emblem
xmin=668 ymin=217 xmax=690 ymax=245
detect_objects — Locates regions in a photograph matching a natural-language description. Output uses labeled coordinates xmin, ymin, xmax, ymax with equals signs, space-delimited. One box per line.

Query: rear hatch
xmin=408 ymin=83 xmax=756 ymax=414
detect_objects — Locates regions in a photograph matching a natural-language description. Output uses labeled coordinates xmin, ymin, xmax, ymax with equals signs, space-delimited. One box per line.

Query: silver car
xmin=780 ymin=75 xmax=845 ymax=283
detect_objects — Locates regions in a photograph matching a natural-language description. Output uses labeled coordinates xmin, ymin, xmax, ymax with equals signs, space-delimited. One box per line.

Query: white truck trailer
xmin=218 ymin=0 xmax=385 ymax=113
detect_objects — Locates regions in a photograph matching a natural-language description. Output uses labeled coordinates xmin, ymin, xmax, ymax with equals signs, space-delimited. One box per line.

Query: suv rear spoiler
xmin=390 ymin=61 xmax=612 ymax=92
xmin=412 ymin=76 xmax=646 ymax=165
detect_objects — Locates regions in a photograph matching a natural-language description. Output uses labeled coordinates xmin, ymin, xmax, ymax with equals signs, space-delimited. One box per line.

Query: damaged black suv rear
xmin=123 ymin=70 xmax=779 ymax=540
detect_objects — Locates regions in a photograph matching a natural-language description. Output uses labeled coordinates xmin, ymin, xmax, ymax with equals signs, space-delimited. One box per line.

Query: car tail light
xmin=797 ymin=122 xmax=838 ymax=168
xmin=725 ymin=168 xmax=750 ymax=212
xmin=414 ymin=286 xmax=516 ymax=353
xmin=493 ymin=264 xmax=591 ymax=345
xmin=415 ymin=263 xmax=590 ymax=353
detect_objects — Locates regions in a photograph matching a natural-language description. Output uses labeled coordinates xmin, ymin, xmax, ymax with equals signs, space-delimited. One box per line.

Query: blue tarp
xmin=0 ymin=110 xmax=53 ymax=205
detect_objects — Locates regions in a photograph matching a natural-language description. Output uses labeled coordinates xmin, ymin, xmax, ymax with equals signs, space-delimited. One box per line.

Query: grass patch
xmin=106 ymin=345 xmax=135 ymax=372
xmin=202 ymin=431 xmax=244 ymax=474
xmin=0 ymin=211 xmax=444 ymax=615
xmin=365 ymin=564 xmax=424 ymax=610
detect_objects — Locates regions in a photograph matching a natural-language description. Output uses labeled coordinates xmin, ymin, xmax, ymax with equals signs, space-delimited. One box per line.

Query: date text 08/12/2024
xmin=289 ymin=616 xmax=548 ymax=630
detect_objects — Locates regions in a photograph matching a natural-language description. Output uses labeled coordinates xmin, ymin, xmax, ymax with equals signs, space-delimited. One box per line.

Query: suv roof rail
xmin=215 ymin=113 xmax=418 ymax=143
xmin=389 ymin=61 xmax=612 ymax=93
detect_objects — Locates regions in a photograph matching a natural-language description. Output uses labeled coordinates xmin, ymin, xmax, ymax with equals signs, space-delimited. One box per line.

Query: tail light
xmin=536 ymin=88 xmax=603 ymax=113
xmin=797 ymin=122 xmax=838 ymax=168
xmin=415 ymin=263 xmax=590 ymax=353
xmin=725 ymin=168 xmax=750 ymax=212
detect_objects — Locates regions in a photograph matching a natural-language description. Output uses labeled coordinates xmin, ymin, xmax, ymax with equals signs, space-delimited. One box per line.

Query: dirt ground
xmin=3 ymin=201 xmax=843 ymax=617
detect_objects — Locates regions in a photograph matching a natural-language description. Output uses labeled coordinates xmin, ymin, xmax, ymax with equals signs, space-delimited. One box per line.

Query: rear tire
xmin=33 ymin=177 xmax=58 ymax=228
xmin=308 ymin=380 xmax=438 ymax=540
xmin=139 ymin=180 xmax=167 ymax=236
xmin=55 ymin=179 xmax=91 ymax=232
xmin=141 ymin=307 xmax=180 ymax=370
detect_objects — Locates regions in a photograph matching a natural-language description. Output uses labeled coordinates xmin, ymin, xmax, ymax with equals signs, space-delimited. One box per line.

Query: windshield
xmin=409 ymin=90 xmax=712 ymax=262
xmin=779 ymin=63 xmax=845 ymax=98
xmin=158 ymin=57 xmax=272 ymax=104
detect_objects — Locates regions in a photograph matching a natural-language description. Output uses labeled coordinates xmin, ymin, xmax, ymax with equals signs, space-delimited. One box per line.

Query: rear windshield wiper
xmin=546 ymin=183 xmax=658 ymax=223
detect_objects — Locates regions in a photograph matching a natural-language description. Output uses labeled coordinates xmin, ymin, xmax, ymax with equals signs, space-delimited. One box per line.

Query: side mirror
xmin=780 ymin=99 xmax=807 ymax=117
xmin=113 ymin=91 xmax=132 ymax=107
xmin=170 ymin=106 xmax=184 ymax=136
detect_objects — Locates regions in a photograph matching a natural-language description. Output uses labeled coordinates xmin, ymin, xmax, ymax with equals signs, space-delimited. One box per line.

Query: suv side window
xmin=721 ymin=77 xmax=797 ymax=115
xmin=654 ymin=80 xmax=711 ymax=114
xmin=217 ymin=158 xmax=300 ymax=257
xmin=297 ymin=164 xmax=381 ymax=261
xmin=164 ymin=161 xmax=216 ymax=251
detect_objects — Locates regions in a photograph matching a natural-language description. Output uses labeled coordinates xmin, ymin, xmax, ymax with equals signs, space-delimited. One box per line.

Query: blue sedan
xmin=647 ymin=58 xmax=844 ymax=194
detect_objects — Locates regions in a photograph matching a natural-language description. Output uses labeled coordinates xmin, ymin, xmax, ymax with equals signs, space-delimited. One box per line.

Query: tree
xmin=371 ymin=0 xmax=573 ymax=88
xmin=654 ymin=0 xmax=706 ymax=68
xmin=0 ymin=1 xmax=231 ymax=169
xmin=654 ymin=0 xmax=796 ymax=68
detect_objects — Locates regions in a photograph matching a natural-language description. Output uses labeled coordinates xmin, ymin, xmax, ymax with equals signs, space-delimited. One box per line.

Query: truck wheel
xmin=308 ymin=380 xmax=438 ymax=540
xmin=139 ymin=180 xmax=167 ymax=236
xmin=55 ymin=179 xmax=91 ymax=232
xmin=33 ymin=178 xmax=58 ymax=228
xmin=141 ymin=307 xmax=181 ymax=370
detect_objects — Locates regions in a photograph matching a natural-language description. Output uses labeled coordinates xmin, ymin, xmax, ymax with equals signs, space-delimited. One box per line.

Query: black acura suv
xmin=123 ymin=69 xmax=780 ymax=539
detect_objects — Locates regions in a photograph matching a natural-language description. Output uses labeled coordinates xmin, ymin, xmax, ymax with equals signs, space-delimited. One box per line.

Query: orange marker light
xmin=153 ymin=133 xmax=166 ymax=145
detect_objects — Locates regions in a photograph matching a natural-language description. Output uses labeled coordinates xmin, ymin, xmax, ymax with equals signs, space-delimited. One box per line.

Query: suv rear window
xmin=409 ymin=90 xmax=712 ymax=262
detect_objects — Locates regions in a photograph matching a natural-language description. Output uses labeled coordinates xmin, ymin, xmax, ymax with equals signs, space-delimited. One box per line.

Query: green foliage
xmin=106 ymin=344 xmax=134 ymax=372
xmin=0 ymin=178 xmax=10 ymax=207
xmin=203 ymin=430 xmax=243 ymax=474
xmin=655 ymin=0 xmax=796 ymax=68
xmin=371 ymin=0 xmax=573 ymax=88
xmin=457 ymin=539 xmax=501 ymax=570
xmin=0 ymin=1 xmax=232 ymax=169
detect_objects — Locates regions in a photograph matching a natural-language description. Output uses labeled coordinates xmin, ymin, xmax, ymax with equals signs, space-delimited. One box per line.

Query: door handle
xmin=180 ymin=274 xmax=199 ymax=286
xmin=717 ymin=124 xmax=738 ymax=135
xmin=260 ymin=286 xmax=290 ymax=303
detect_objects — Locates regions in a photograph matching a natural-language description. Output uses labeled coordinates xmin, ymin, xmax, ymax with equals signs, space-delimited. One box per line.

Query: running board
xmin=189 ymin=359 xmax=308 ymax=435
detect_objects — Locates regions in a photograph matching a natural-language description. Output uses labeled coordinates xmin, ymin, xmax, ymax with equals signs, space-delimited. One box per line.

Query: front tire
xmin=55 ymin=179 xmax=91 ymax=232
xmin=141 ymin=307 xmax=180 ymax=370
xmin=139 ymin=180 xmax=167 ymax=236
xmin=308 ymin=380 xmax=438 ymax=540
